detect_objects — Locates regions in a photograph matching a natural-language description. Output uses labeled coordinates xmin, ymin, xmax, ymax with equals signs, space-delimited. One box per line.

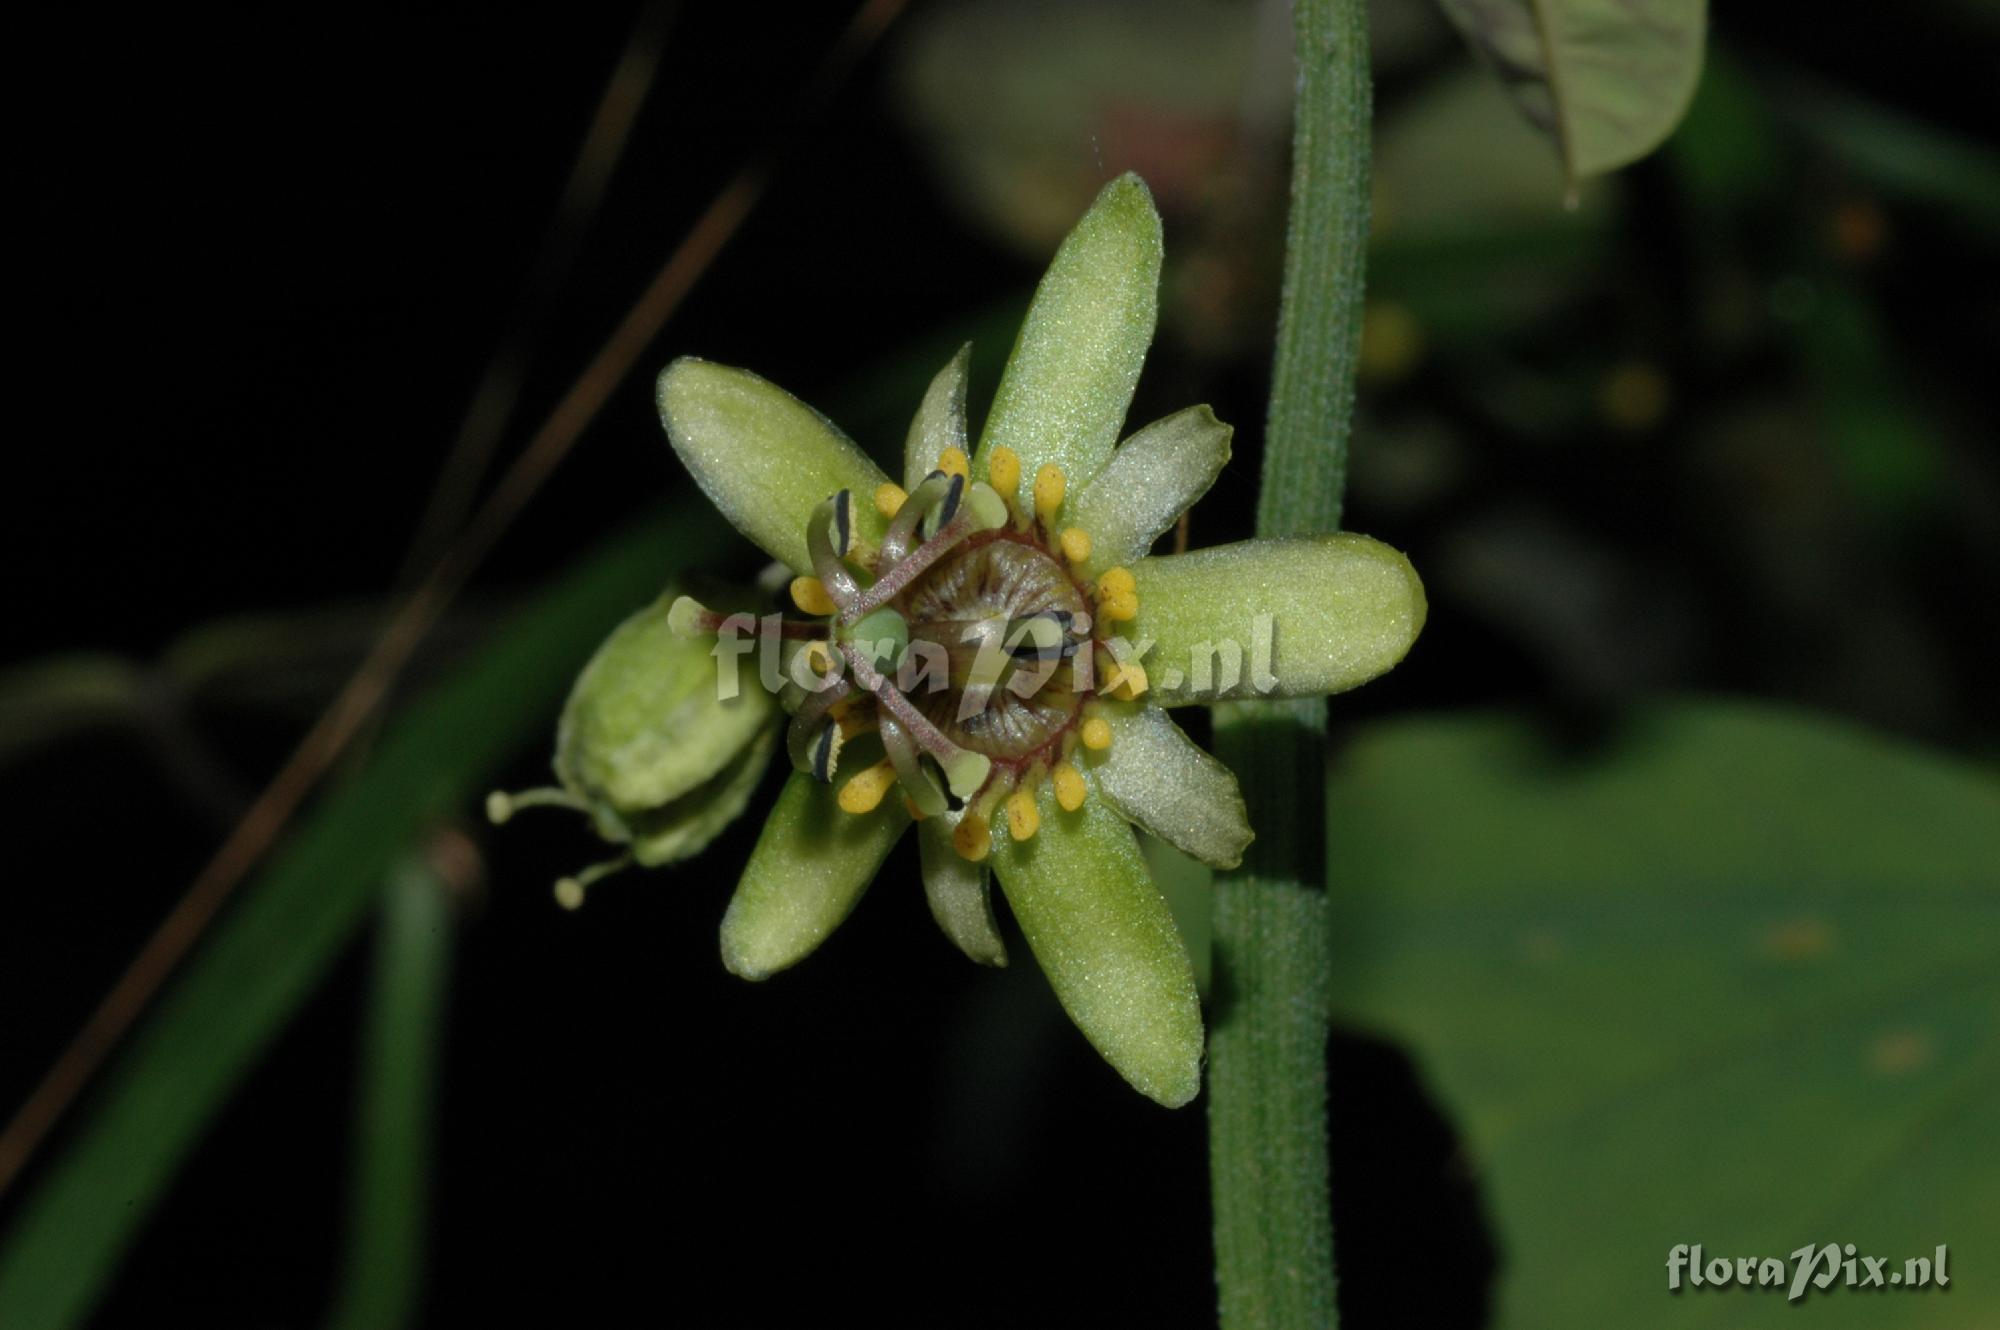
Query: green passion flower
xmin=659 ymin=173 xmax=1424 ymax=1107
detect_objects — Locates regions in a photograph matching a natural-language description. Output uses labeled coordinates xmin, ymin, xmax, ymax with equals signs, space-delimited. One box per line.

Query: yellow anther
xmin=1081 ymin=716 xmax=1113 ymax=752
xmin=987 ymin=446 xmax=1021 ymax=500
xmin=1100 ymin=589 xmax=1139 ymax=622
xmin=1053 ymin=762 xmax=1087 ymax=812
xmin=1096 ymin=566 xmax=1136 ymax=600
xmin=791 ymin=576 xmax=837 ymax=616
xmin=1059 ymin=527 xmax=1092 ymax=564
xmin=801 ymin=639 xmax=838 ymax=680
xmin=1006 ymin=789 xmax=1041 ymax=841
xmin=952 ymin=812 xmax=992 ymax=862
xmin=837 ymin=759 xmax=897 ymax=815
xmin=903 ymin=795 xmax=928 ymax=822
xmin=1034 ymin=463 xmax=1067 ymax=522
xmin=1105 ymin=658 xmax=1149 ymax=701
xmin=937 ymin=446 xmax=970 ymax=480
xmin=874 ymin=482 xmax=907 ymax=518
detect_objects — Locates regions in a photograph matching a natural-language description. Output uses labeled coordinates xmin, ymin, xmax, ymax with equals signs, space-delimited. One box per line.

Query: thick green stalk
xmin=1207 ymin=0 xmax=1370 ymax=1325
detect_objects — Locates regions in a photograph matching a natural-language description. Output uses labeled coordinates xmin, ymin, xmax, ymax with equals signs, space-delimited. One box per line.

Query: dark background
xmin=6 ymin=2 xmax=1995 ymax=1325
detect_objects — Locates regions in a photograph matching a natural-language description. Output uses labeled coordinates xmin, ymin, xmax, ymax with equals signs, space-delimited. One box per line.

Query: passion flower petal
xmin=1066 ymin=405 xmax=1233 ymax=574
xmin=1128 ymin=535 xmax=1427 ymax=707
xmin=919 ymin=815 xmax=1007 ymax=967
xmin=720 ymin=770 xmax=910 ymax=979
xmin=1087 ymin=702 xmax=1252 ymax=870
xmin=903 ymin=343 xmax=972 ymax=492
xmin=974 ymin=173 xmax=1162 ymax=496
xmin=657 ymin=358 xmax=890 ymax=575
xmin=992 ymin=781 xmax=1203 ymax=1108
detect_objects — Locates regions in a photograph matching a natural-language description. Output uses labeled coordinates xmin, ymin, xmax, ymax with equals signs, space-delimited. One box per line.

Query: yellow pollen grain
xmin=1080 ymin=717 xmax=1113 ymax=751
xmin=987 ymin=446 xmax=1021 ymax=500
xmin=937 ymin=446 xmax=969 ymax=480
xmin=1034 ymin=464 xmax=1067 ymax=522
xmin=1100 ymin=589 xmax=1139 ymax=622
xmin=1096 ymin=566 xmax=1136 ymax=600
xmin=790 ymin=576 xmax=836 ymax=616
xmin=952 ymin=812 xmax=992 ymax=862
xmin=1059 ymin=527 xmax=1092 ymax=564
xmin=1005 ymin=789 xmax=1041 ymax=841
xmin=1053 ymin=762 xmax=1086 ymax=811
xmin=837 ymin=759 xmax=897 ymax=815
xmin=873 ymin=482 xmax=907 ymax=518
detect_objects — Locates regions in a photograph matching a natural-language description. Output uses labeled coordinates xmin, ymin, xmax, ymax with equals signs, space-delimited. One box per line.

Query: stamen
xmin=879 ymin=712 xmax=948 ymax=818
xmin=1096 ymin=567 xmax=1136 ymax=600
xmin=554 ymin=853 xmax=632 ymax=911
xmin=810 ymin=721 xmax=844 ymax=782
xmin=1034 ymin=463 xmax=1067 ymax=523
xmin=1053 ymin=762 xmax=1087 ymax=812
xmin=937 ymin=446 xmax=969 ymax=480
xmin=1081 ymin=716 xmax=1113 ymax=751
xmin=987 ymin=446 xmax=1021 ymax=502
xmin=837 ymin=758 xmax=898 ymax=814
xmin=1059 ymin=527 xmax=1092 ymax=564
xmin=952 ymin=811 xmax=992 ymax=862
xmin=832 ymin=488 xmax=855 ymax=555
xmin=806 ymin=493 xmax=861 ymax=605
xmin=1099 ymin=589 xmax=1139 ymax=622
xmin=874 ymin=482 xmax=907 ymax=518
xmin=790 ymin=576 xmax=837 ymax=616
xmin=879 ymin=471 xmax=952 ymax=566
xmin=784 ymin=675 xmax=854 ymax=777
xmin=1005 ymin=788 xmax=1041 ymax=841
xmin=484 ymin=787 xmax=582 ymax=824
xmin=918 ymin=471 xmax=966 ymax=542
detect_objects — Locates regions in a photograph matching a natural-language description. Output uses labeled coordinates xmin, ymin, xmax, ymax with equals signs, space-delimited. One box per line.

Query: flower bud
xmin=490 ymin=585 xmax=778 ymax=903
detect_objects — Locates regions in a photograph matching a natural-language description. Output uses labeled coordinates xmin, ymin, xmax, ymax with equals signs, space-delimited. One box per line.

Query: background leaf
xmin=327 ymin=855 xmax=454 ymax=1330
xmin=1439 ymin=0 xmax=1708 ymax=180
xmin=0 ymin=504 xmax=720 ymax=1328
xmin=1327 ymin=700 xmax=2000 ymax=1327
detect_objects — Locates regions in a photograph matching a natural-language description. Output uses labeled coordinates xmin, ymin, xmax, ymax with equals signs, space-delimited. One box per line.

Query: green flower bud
xmin=489 ymin=585 xmax=778 ymax=907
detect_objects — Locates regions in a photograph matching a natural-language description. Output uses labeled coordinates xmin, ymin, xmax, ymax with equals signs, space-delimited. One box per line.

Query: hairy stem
xmin=1207 ymin=0 xmax=1371 ymax=1325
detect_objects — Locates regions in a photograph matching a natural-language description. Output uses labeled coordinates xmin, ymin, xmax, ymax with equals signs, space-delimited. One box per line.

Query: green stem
xmin=1208 ymin=0 xmax=1370 ymax=1325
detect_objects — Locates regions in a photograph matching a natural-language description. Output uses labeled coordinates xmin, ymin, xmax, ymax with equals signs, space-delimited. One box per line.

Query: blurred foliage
xmin=0 ymin=505 xmax=719 ymax=1327
xmin=1328 ymin=701 xmax=2000 ymax=1327
xmin=1438 ymin=0 xmax=1707 ymax=181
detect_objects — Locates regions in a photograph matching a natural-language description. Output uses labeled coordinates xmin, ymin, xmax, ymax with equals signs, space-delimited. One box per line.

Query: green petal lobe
xmin=657 ymin=358 xmax=889 ymax=574
xmin=1129 ymin=535 xmax=1427 ymax=707
xmin=974 ymin=172 xmax=1162 ymax=495
xmin=919 ymin=815 xmax=1007 ymax=966
xmin=1067 ymin=406 xmax=1232 ymax=573
xmin=904 ymin=344 xmax=971 ymax=491
xmin=719 ymin=771 xmax=909 ymax=979
xmin=624 ymin=724 xmax=777 ymax=867
xmin=1089 ymin=702 xmax=1252 ymax=870
xmin=992 ymin=779 xmax=1203 ymax=1107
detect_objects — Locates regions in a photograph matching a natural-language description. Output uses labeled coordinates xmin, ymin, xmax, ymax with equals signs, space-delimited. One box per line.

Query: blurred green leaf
xmin=1328 ymin=700 xmax=2000 ymax=1327
xmin=328 ymin=855 xmax=453 ymax=1330
xmin=0 ymin=503 xmax=722 ymax=1328
xmin=1439 ymin=0 xmax=1707 ymax=181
